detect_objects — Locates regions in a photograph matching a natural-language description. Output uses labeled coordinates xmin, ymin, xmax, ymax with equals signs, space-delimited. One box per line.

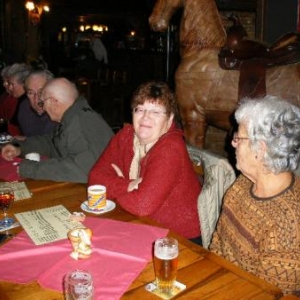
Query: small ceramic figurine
xmin=68 ymin=228 xmax=93 ymax=260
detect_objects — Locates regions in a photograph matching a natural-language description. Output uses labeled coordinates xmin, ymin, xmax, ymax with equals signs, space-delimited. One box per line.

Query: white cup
xmin=25 ymin=152 xmax=40 ymax=162
xmin=87 ymin=185 xmax=106 ymax=210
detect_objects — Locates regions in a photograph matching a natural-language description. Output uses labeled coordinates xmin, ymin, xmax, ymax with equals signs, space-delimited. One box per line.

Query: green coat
xmin=18 ymin=97 xmax=114 ymax=183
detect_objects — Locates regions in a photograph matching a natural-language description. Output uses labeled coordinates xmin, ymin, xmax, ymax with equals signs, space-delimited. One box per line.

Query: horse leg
xmin=178 ymin=103 xmax=208 ymax=148
xmin=176 ymin=78 xmax=210 ymax=148
xmin=186 ymin=115 xmax=208 ymax=148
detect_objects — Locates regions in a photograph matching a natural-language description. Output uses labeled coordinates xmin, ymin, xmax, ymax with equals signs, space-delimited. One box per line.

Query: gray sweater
xmin=18 ymin=97 xmax=114 ymax=183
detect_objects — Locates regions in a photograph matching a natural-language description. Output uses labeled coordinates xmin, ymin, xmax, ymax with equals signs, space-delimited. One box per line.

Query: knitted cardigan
xmin=89 ymin=123 xmax=201 ymax=238
xmin=210 ymin=174 xmax=300 ymax=295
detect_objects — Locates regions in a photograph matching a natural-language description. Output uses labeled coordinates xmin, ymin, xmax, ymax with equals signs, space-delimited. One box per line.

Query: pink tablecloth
xmin=0 ymin=156 xmax=22 ymax=181
xmin=0 ymin=217 xmax=168 ymax=299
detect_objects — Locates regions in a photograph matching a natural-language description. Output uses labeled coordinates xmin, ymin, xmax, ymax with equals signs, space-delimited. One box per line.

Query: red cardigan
xmin=0 ymin=93 xmax=21 ymax=135
xmin=0 ymin=92 xmax=18 ymax=120
xmin=89 ymin=123 xmax=201 ymax=238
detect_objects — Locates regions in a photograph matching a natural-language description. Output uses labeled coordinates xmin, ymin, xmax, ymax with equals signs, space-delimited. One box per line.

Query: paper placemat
xmin=15 ymin=205 xmax=83 ymax=245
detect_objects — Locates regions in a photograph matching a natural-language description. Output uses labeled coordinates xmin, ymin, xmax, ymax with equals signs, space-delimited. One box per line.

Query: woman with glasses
xmin=210 ymin=95 xmax=300 ymax=295
xmin=89 ymin=81 xmax=202 ymax=241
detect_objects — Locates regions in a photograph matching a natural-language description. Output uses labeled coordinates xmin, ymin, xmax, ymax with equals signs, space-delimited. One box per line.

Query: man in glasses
xmin=1 ymin=77 xmax=114 ymax=183
xmin=16 ymin=69 xmax=56 ymax=137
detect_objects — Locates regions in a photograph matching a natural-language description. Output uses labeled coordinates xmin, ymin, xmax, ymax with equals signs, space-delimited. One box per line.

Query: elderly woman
xmin=89 ymin=81 xmax=201 ymax=240
xmin=0 ymin=65 xmax=18 ymax=122
xmin=209 ymin=95 xmax=300 ymax=295
xmin=7 ymin=63 xmax=31 ymax=135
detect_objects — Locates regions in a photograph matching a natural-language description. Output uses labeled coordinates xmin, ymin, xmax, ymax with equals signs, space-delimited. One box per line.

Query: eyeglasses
xmin=7 ymin=82 xmax=17 ymax=88
xmin=133 ymin=107 xmax=167 ymax=118
xmin=232 ymin=132 xmax=250 ymax=143
xmin=27 ymin=90 xmax=42 ymax=98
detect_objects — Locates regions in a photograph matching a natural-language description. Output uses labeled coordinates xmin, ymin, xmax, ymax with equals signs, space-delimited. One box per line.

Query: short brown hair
xmin=131 ymin=81 xmax=177 ymax=117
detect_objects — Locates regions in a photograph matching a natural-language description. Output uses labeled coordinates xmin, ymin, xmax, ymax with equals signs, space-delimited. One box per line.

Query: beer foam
xmin=155 ymin=248 xmax=178 ymax=260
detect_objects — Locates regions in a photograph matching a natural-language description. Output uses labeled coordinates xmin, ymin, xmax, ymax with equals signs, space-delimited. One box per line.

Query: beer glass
xmin=154 ymin=237 xmax=179 ymax=296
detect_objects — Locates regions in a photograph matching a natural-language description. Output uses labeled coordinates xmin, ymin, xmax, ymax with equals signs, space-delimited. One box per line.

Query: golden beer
xmin=154 ymin=237 xmax=179 ymax=295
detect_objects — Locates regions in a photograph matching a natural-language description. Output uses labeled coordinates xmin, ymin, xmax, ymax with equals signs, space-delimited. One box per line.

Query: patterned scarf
xmin=129 ymin=134 xmax=156 ymax=179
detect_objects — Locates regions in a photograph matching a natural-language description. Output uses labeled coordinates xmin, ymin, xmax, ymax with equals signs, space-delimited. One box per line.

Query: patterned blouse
xmin=210 ymin=174 xmax=300 ymax=296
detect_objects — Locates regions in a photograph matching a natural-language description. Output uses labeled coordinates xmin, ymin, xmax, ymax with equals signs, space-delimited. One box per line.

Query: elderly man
xmin=17 ymin=69 xmax=56 ymax=137
xmin=1 ymin=77 xmax=114 ymax=183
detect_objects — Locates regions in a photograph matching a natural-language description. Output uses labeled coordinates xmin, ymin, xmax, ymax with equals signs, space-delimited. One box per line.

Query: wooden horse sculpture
xmin=149 ymin=0 xmax=300 ymax=148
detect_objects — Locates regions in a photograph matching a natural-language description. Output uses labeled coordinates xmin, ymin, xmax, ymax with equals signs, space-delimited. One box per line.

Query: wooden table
xmin=0 ymin=180 xmax=286 ymax=299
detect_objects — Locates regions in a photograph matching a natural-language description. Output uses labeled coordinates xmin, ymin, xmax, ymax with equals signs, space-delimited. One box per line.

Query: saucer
xmin=80 ymin=200 xmax=116 ymax=215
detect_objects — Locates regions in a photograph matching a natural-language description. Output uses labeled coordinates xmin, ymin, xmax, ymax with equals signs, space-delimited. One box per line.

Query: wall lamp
xmin=25 ymin=1 xmax=49 ymax=26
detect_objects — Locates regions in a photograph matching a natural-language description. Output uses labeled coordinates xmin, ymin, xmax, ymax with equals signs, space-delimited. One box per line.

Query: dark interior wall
xmin=264 ymin=0 xmax=297 ymax=43
xmin=1 ymin=0 xmax=299 ymax=64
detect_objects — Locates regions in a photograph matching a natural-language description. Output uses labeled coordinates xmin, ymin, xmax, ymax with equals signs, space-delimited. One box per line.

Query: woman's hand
xmin=128 ymin=178 xmax=143 ymax=192
xmin=111 ymin=163 xmax=142 ymax=192
xmin=1 ymin=144 xmax=21 ymax=161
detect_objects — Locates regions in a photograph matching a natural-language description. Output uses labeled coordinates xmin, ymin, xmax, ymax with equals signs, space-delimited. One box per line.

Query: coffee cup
xmin=87 ymin=185 xmax=106 ymax=210
xmin=25 ymin=152 xmax=40 ymax=162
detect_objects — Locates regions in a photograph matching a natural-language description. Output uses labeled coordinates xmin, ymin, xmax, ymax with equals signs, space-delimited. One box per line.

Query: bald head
xmin=41 ymin=78 xmax=79 ymax=122
xmin=43 ymin=78 xmax=79 ymax=104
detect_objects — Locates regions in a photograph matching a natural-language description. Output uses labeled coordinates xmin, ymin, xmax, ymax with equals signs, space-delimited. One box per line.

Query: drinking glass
xmin=64 ymin=270 xmax=94 ymax=300
xmin=153 ymin=237 xmax=179 ymax=296
xmin=0 ymin=187 xmax=15 ymax=228
xmin=0 ymin=118 xmax=8 ymax=134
